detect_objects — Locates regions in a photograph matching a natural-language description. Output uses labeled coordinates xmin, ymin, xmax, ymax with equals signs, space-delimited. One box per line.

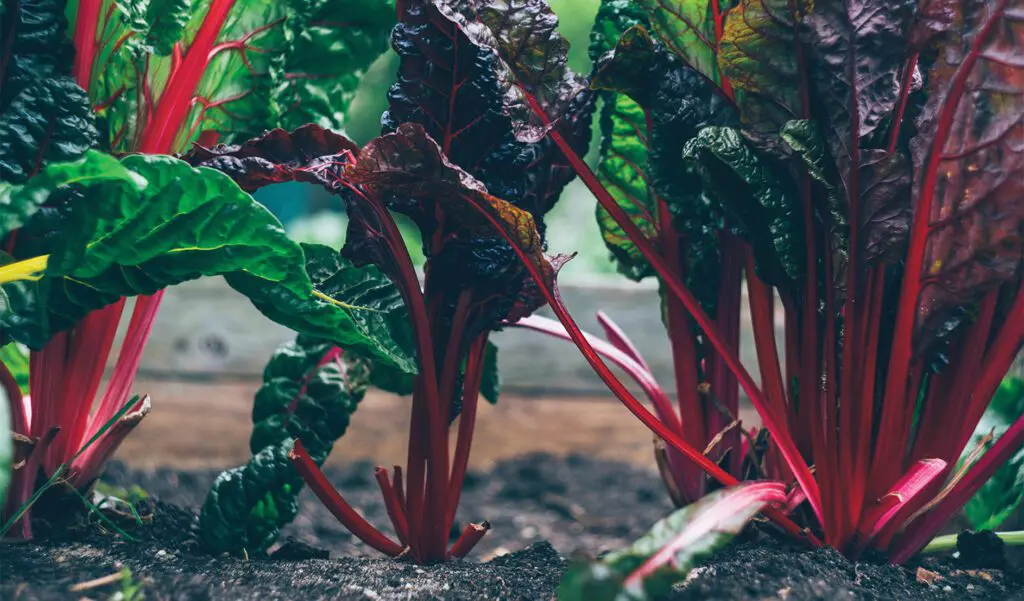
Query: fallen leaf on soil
xmin=916 ymin=567 xmax=943 ymax=585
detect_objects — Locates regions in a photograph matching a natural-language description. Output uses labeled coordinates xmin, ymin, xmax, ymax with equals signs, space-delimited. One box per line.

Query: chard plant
xmin=0 ymin=0 xmax=399 ymax=538
xmin=188 ymin=0 xmax=593 ymax=563
xmin=508 ymin=0 xmax=1023 ymax=562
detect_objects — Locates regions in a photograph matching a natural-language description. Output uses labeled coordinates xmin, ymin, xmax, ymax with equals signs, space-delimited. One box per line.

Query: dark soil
xmin=2 ymin=453 xmax=1020 ymax=600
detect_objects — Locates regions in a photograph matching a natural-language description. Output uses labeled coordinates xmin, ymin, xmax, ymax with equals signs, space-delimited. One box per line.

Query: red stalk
xmin=289 ymin=440 xmax=403 ymax=556
xmin=375 ymin=467 xmax=410 ymax=547
xmin=138 ymin=0 xmax=238 ymax=153
xmin=887 ymin=54 xmax=919 ymax=155
xmin=889 ymin=414 xmax=1024 ymax=563
xmin=457 ymin=191 xmax=818 ymax=546
xmin=48 ymin=300 xmax=124 ymax=471
xmin=596 ymin=311 xmax=651 ymax=373
xmin=851 ymin=458 xmax=947 ymax=555
xmin=448 ymin=521 xmax=490 ymax=559
xmin=745 ymin=254 xmax=789 ymax=426
xmin=533 ymin=107 xmax=823 ymax=524
xmin=657 ymin=196 xmax=705 ymax=502
xmin=879 ymin=0 xmax=1008 ymax=495
xmin=446 ymin=336 xmax=487 ymax=533
xmin=72 ymin=0 xmax=102 ymax=87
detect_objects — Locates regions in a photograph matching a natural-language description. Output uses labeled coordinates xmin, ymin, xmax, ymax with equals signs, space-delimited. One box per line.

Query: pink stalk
xmin=595 ymin=311 xmax=652 ymax=373
xmin=525 ymin=96 xmax=823 ymax=524
xmin=852 ymin=458 xmax=946 ymax=554
xmin=889 ymin=415 xmax=1024 ymax=563
xmin=72 ymin=396 xmax=151 ymax=485
xmin=82 ymin=294 xmax=162 ymax=449
xmin=512 ymin=315 xmax=683 ymax=438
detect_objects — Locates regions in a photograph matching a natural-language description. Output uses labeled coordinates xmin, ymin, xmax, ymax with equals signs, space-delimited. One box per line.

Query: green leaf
xmin=0 ymin=151 xmax=144 ymax=240
xmin=199 ymin=335 xmax=369 ymax=554
xmin=270 ymin=0 xmax=395 ymax=131
xmin=590 ymin=26 xmax=734 ymax=311
xmin=557 ymin=482 xmax=785 ymax=601
xmin=116 ymin=0 xmax=194 ymax=56
xmin=682 ymin=126 xmax=804 ymax=286
xmin=717 ymin=0 xmax=803 ymax=136
xmin=0 ymin=342 xmax=30 ymax=395
xmin=231 ymin=243 xmax=418 ymax=375
xmin=635 ymin=0 xmax=720 ymax=84
xmin=1 ymin=155 xmax=417 ymax=374
xmin=963 ymin=377 xmax=1024 ymax=531
xmin=0 ymin=0 xmax=97 ymax=183
xmin=589 ymin=3 xmax=655 ymax=281
xmin=481 ymin=340 xmax=500 ymax=405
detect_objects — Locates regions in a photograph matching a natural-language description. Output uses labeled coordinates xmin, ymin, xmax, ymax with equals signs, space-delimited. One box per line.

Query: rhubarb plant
xmin=0 ymin=0 xmax=398 ymax=538
xmin=505 ymin=0 xmax=1023 ymax=563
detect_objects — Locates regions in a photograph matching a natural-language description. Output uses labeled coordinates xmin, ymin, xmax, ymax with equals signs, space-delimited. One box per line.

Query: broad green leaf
xmin=0 ymin=0 xmax=96 ymax=182
xmin=963 ymin=377 xmax=1024 ymax=530
xmin=589 ymin=2 xmax=655 ymax=281
xmin=635 ymin=0 xmax=719 ymax=83
xmin=0 ymin=342 xmax=30 ymax=394
xmin=682 ymin=126 xmax=804 ymax=285
xmin=231 ymin=243 xmax=418 ymax=375
xmin=199 ymin=335 xmax=370 ymax=555
xmin=0 ymin=151 xmax=144 ymax=240
xmin=0 ymin=155 xmax=417 ymax=374
xmin=557 ymin=482 xmax=785 ymax=601
xmin=717 ymin=0 xmax=803 ymax=136
xmin=590 ymin=26 xmax=733 ymax=311
xmin=270 ymin=0 xmax=395 ymax=131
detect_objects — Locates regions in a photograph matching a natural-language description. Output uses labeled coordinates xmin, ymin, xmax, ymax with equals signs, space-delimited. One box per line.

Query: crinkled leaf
xmin=859 ymin=150 xmax=911 ymax=264
xmin=557 ymin=482 xmax=786 ymax=601
xmin=962 ymin=378 xmax=1024 ymax=530
xmin=199 ymin=335 xmax=370 ymax=554
xmin=232 ymin=243 xmax=417 ymax=374
xmin=635 ymin=0 xmax=719 ymax=83
xmin=909 ymin=0 xmax=1024 ymax=351
xmin=0 ymin=150 xmax=142 ymax=240
xmin=0 ymin=0 xmax=96 ymax=182
xmin=803 ymin=0 xmax=915 ymax=216
xmin=480 ymin=340 xmax=500 ymax=404
xmin=717 ymin=0 xmax=804 ymax=135
xmin=183 ymin=124 xmax=360 ymax=193
xmin=116 ymin=0 xmax=194 ymax=56
xmin=270 ymin=0 xmax=395 ymax=131
xmin=682 ymin=126 xmax=804 ymax=286
xmin=348 ymin=123 xmax=558 ymax=330
xmin=589 ymin=1 xmax=654 ymax=281
xmin=471 ymin=0 xmax=587 ymax=124
xmin=592 ymin=26 xmax=735 ymax=311
xmin=1 ymin=154 xmax=416 ymax=374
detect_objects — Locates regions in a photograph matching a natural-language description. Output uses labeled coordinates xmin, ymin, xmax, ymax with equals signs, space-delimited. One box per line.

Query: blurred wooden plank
xmin=129 ymin=277 xmax=785 ymax=396
xmin=116 ymin=379 xmax=760 ymax=471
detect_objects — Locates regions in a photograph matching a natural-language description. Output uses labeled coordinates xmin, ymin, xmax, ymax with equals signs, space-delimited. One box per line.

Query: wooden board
xmin=130 ymin=277 xmax=784 ymax=396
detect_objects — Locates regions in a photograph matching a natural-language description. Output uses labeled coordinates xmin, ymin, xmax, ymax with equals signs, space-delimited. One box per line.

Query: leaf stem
xmin=0 ymin=255 xmax=49 ymax=284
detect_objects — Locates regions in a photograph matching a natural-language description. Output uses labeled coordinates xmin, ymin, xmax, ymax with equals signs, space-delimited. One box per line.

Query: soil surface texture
xmin=2 ymin=454 xmax=1020 ymax=600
